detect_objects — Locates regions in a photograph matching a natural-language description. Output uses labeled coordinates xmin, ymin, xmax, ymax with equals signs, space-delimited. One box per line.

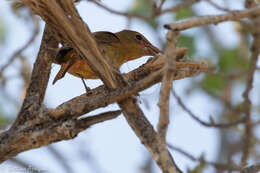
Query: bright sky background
xmin=0 ymin=0 xmax=248 ymax=173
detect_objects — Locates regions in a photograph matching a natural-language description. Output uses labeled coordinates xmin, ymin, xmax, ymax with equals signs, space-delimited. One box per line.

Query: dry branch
xmin=172 ymin=89 xmax=246 ymax=128
xmin=157 ymin=31 xmax=179 ymax=154
xmin=164 ymin=6 xmax=260 ymax=31
xmin=168 ymin=144 xmax=241 ymax=171
xmin=0 ymin=17 xmax=40 ymax=78
xmin=0 ymin=109 xmax=121 ymax=163
xmin=156 ymin=31 xmax=180 ymax=173
xmin=11 ymin=25 xmax=58 ymax=129
xmin=241 ymin=0 xmax=260 ymax=166
xmin=90 ymin=0 xmax=199 ymax=21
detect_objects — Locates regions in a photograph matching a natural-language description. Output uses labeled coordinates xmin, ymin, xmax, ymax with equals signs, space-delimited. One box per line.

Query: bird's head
xmin=116 ymin=30 xmax=161 ymax=62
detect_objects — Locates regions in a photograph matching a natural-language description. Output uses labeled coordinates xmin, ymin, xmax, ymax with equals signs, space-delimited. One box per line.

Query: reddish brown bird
xmin=53 ymin=30 xmax=161 ymax=85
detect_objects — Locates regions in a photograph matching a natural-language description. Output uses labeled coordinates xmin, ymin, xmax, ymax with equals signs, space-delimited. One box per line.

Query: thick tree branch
xmin=0 ymin=110 xmax=121 ymax=163
xmin=12 ymin=25 xmax=58 ymax=129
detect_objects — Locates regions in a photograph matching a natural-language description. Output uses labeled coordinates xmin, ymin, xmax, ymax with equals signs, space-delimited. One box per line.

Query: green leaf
xmin=201 ymin=74 xmax=227 ymax=97
xmin=129 ymin=0 xmax=153 ymax=17
xmin=218 ymin=48 xmax=249 ymax=73
xmin=177 ymin=34 xmax=195 ymax=57
xmin=128 ymin=0 xmax=159 ymax=29
xmin=218 ymin=48 xmax=238 ymax=73
xmin=175 ymin=8 xmax=193 ymax=20
xmin=147 ymin=19 xmax=159 ymax=29
xmin=0 ymin=115 xmax=5 ymax=125
xmin=0 ymin=17 xmax=6 ymax=43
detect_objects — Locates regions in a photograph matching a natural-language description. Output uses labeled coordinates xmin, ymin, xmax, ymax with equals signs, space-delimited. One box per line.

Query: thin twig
xmin=47 ymin=145 xmax=73 ymax=173
xmin=241 ymin=162 xmax=260 ymax=173
xmin=157 ymin=0 xmax=166 ymax=12
xmin=89 ymin=0 xmax=149 ymax=20
xmin=75 ymin=110 xmax=122 ymax=131
xmin=160 ymin=0 xmax=200 ymax=14
xmin=168 ymin=144 xmax=241 ymax=171
xmin=9 ymin=158 xmax=40 ymax=173
xmin=172 ymin=88 xmax=246 ymax=128
xmin=0 ymin=17 xmax=40 ymax=77
xmin=204 ymin=0 xmax=231 ymax=12
xmin=90 ymin=0 xmax=199 ymax=21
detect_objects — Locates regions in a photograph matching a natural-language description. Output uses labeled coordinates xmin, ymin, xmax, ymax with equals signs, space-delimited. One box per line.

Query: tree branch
xmin=164 ymin=6 xmax=260 ymax=31
xmin=0 ymin=110 xmax=121 ymax=163
xmin=241 ymin=0 xmax=260 ymax=166
xmin=11 ymin=25 xmax=58 ymax=129
xmin=157 ymin=31 xmax=179 ymax=156
xmin=168 ymin=144 xmax=241 ymax=172
xmin=172 ymin=89 xmax=246 ymax=128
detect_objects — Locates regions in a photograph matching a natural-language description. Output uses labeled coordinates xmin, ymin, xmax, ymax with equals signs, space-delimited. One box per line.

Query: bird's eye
xmin=136 ymin=34 xmax=142 ymax=40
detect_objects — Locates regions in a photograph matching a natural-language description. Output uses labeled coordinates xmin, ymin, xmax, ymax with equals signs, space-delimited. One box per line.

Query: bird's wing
xmin=93 ymin=31 xmax=120 ymax=45
xmin=53 ymin=32 xmax=120 ymax=85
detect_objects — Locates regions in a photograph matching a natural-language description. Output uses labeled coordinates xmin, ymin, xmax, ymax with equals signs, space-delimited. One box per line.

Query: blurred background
xmin=0 ymin=0 xmax=260 ymax=172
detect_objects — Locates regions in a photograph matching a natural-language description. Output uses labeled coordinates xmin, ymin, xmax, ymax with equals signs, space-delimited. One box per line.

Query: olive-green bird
xmin=53 ymin=30 xmax=161 ymax=85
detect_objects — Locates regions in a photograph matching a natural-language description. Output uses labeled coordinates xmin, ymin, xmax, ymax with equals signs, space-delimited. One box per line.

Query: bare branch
xmin=9 ymin=158 xmax=40 ymax=173
xmin=157 ymin=31 xmax=179 ymax=144
xmin=47 ymin=146 xmax=73 ymax=173
xmin=172 ymin=89 xmax=246 ymax=128
xmin=168 ymin=144 xmax=241 ymax=171
xmin=155 ymin=31 xmax=180 ymax=173
xmin=204 ymin=0 xmax=231 ymax=12
xmin=90 ymin=0 xmax=199 ymax=20
xmin=11 ymin=25 xmax=58 ymax=129
xmin=160 ymin=0 xmax=199 ymax=15
xmin=164 ymin=6 xmax=260 ymax=31
xmin=0 ymin=17 xmax=40 ymax=78
xmin=0 ymin=110 xmax=121 ymax=163
xmin=241 ymin=0 xmax=260 ymax=166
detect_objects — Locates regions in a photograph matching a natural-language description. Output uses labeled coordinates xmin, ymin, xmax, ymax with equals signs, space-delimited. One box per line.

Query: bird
xmin=52 ymin=30 xmax=161 ymax=90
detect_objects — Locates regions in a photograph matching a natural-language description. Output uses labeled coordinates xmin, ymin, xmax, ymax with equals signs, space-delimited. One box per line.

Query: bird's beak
xmin=144 ymin=42 xmax=162 ymax=56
